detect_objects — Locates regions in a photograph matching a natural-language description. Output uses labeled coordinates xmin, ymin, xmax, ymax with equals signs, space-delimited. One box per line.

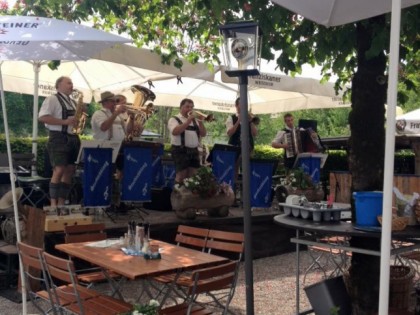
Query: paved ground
xmin=0 ymin=251 xmax=323 ymax=315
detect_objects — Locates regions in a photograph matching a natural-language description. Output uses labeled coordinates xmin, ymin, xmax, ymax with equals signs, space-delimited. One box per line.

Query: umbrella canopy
xmin=270 ymin=0 xmax=419 ymax=27
xmin=269 ymin=1 xmax=420 ymax=314
xmin=117 ymin=71 xmax=349 ymax=114
xmin=93 ymin=44 xmax=214 ymax=81
xmin=0 ymin=15 xmax=130 ymax=314
xmin=396 ymin=108 xmax=420 ymax=136
xmin=0 ymin=16 xmax=129 ymax=60
xmin=0 ymin=59 xmax=185 ymax=103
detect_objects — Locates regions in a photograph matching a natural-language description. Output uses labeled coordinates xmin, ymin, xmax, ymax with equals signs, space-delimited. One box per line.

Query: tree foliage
xmin=4 ymin=1 xmax=417 ymax=100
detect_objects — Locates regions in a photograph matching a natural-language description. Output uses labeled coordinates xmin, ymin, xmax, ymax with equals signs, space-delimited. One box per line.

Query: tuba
xmin=71 ymin=89 xmax=88 ymax=135
xmin=126 ymin=85 xmax=156 ymax=141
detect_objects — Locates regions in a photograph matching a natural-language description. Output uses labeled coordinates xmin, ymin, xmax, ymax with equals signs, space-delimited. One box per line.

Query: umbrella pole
xmin=0 ymin=65 xmax=27 ymax=315
xmin=239 ymin=74 xmax=255 ymax=315
xmin=31 ymin=62 xmax=41 ymax=176
xmin=379 ymin=0 xmax=402 ymax=314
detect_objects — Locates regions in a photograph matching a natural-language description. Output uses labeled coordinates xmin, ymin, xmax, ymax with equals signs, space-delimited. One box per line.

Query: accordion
xmin=283 ymin=127 xmax=323 ymax=158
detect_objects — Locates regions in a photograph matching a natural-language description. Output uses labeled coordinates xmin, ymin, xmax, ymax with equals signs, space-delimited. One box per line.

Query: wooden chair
xmin=198 ymin=229 xmax=244 ymax=312
xmin=147 ymin=225 xmax=210 ymax=302
xmin=166 ymin=229 xmax=244 ymax=313
xmin=42 ymin=251 xmax=133 ymax=315
xmin=174 ymin=225 xmax=210 ymax=251
xmin=159 ymin=261 xmax=238 ymax=315
xmin=64 ymin=224 xmax=122 ymax=296
xmin=17 ymin=241 xmax=58 ymax=315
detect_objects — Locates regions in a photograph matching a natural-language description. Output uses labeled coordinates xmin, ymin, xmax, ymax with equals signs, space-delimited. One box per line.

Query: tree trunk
xmin=347 ymin=16 xmax=387 ymax=315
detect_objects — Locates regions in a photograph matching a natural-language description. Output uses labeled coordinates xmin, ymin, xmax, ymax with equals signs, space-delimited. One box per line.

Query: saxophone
xmin=71 ymin=89 xmax=88 ymax=135
xmin=126 ymin=85 xmax=156 ymax=141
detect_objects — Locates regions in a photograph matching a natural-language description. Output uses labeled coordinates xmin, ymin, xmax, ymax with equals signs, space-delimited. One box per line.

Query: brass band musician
xmin=271 ymin=113 xmax=298 ymax=170
xmin=38 ymin=76 xmax=81 ymax=207
xmin=226 ymin=97 xmax=258 ymax=153
xmin=91 ymin=91 xmax=134 ymax=141
xmin=167 ymin=98 xmax=207 ymax=184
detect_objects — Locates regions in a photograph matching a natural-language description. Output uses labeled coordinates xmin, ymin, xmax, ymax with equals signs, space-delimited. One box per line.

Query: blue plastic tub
xmin=353 ymin=191 xmax=383 ymax=226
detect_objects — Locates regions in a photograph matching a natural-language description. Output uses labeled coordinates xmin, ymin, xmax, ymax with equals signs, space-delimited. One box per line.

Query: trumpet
xmin=248 ymin=112 xmax=260 ymax=125
xmin=188 ymin=110 xmax=215 ymax=122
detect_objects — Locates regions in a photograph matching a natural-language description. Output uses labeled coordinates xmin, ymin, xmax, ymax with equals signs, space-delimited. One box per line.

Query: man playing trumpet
xmin=167 ymin=98 xmax=207 ymax=184
xmin=225 ymin=97 xmax=258 ymax=206
xmin=91 ymin=91 xmax=134 ymax=141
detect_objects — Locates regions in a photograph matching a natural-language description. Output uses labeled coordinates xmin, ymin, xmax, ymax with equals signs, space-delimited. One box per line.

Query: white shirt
xmin=38 ymin=92 xmax=76 ymax=134
xmin=168 ymin=113 xmax=199 ymax=148
xmin=91 ymin=108 xmax=127 ymax=140
xmin=225 ymin=114 xmax=237 ymax=132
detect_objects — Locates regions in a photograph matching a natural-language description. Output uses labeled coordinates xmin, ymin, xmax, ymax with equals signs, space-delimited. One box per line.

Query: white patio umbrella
xmin=0 ymin=15 xmax=130 ymax=314
xmin=118 ymin=71 xmax=349 ymax=114
xmin=270 ymin=0 xmax=420 ymax=314
xmin=396 ymin=108 xmax=420 ymax=136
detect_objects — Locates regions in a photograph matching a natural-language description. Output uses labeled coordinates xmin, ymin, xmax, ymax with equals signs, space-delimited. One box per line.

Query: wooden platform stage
xmin=43 ymin=205 xmax=295 ymax=260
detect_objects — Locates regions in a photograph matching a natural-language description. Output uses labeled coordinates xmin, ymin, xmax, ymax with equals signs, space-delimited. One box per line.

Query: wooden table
xmin=56 ymin=240 xmax=228 ymax=280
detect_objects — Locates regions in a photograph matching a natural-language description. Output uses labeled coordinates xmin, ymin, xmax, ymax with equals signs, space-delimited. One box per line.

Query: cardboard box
xmin=44 ymin=214 xmax=93 ymax=232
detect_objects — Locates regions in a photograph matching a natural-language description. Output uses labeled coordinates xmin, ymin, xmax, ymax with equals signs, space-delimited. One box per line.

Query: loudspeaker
xmin=299 ymin=119 xmax=317 ymax=132
xmin=143 ymin=187 xmax=173 ymax=211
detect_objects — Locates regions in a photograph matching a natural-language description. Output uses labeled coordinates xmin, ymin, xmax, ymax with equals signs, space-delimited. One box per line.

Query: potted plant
xmin=276 ymin=167 xmax=324 ymax=202
xmin=304 ymin=276 xmax=352 ymax=315
xmin=130 ymin=300 xmax=159 ymax=315
xmin=171 ymin=166 xmax=235 ymax=219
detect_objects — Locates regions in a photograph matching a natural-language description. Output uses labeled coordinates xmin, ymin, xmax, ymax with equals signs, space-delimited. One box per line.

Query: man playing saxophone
xmin=38 ymin=76 xmax=81 ymax=207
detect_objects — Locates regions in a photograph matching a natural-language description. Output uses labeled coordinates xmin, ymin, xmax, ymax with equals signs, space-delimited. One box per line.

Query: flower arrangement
xmin=131 ymin=300 xmax=159 ymax=315
xmin=280 ymin=167 xmax=315 ymax=190
xmin=175 ymin=166 xmax=230 ymax=199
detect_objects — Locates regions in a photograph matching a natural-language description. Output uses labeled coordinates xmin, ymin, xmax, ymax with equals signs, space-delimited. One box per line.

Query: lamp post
xmin=219 ymin=21 xmax=262 ymax=315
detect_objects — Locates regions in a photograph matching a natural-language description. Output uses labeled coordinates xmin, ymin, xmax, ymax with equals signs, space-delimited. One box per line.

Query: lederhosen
xmin=47 ymin=93 xmax=81 ymax=166
xmin=228 ymin=115 xmax=254 ymax=152
xmin=171 ymin=116 xmax=200 ymax=170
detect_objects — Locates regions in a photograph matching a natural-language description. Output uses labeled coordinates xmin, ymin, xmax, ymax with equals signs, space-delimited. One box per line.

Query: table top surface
xmin=274 ymin=214 xmax=420 ymax=239
xmin=56 ymin=240 xmax=228 ymax=280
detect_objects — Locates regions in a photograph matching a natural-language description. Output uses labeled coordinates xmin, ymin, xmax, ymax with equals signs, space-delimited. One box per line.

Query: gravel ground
xmin=0 ymin=250 xmax=336 ymax=315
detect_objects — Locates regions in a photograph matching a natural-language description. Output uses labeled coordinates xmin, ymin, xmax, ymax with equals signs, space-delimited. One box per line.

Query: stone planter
xmin=171 ymin=185 xmax=235 ymax=219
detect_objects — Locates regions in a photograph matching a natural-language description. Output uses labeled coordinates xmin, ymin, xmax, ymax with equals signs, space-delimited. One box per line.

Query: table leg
xmin=296 ymin=229 xmax=300 ymax=315
xmin=102 ymin=268 xmax=125 ymax=300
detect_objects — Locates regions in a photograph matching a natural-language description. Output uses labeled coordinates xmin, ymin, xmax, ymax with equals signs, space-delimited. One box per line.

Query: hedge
xmin=0 ymin=135 xmax=414 ymax=177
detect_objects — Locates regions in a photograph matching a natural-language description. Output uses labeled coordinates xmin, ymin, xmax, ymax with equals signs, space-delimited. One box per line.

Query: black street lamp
xmin=219 ymin=21 xmax=262 ymax=315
